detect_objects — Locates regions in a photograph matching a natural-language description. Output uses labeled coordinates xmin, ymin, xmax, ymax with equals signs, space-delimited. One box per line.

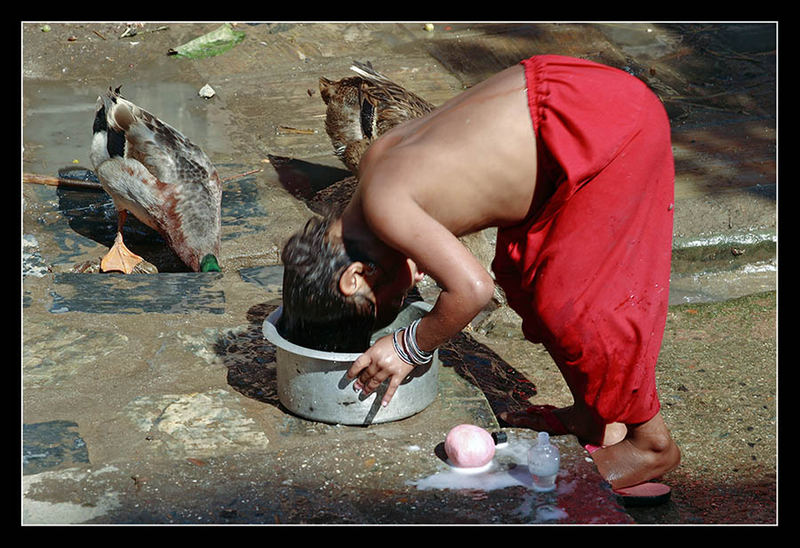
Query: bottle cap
xmin=492 ymin=431 xmax=508 ymax=445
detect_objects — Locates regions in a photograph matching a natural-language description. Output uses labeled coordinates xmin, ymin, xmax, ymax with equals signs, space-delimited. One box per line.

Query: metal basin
xmin=262 ymin=301 xmax=440 ymax=425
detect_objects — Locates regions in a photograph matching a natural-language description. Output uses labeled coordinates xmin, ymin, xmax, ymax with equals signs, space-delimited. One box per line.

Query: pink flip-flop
xmin=582 ymin=445 xmax=672 ymax=506
xmin=583 ymin=443 xmax=603 ymax=454
xmin=613 ymin=482 xmax=672 ymax=507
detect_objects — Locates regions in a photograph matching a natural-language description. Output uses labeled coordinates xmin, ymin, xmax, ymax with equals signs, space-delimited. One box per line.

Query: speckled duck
xmin=319 ymin=61 xmax=435 ymax=174
xmin=89 ymin=86 xmax=222 ymax=274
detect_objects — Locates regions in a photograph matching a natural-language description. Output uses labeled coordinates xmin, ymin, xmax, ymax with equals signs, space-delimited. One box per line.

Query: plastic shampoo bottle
xmin=528 ymin=431 xmax=560 ymax=492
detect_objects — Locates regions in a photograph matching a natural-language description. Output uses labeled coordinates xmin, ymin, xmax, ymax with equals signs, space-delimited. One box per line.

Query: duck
xmin=89 ymin=86 xmax=222 ymax=274
xmin=319 ymin=61 xmax=435 ymax=174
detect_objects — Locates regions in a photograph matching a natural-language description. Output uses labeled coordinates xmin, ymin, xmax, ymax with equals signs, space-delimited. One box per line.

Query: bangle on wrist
xmin=392 ymin=319 xmax=433 ymax=366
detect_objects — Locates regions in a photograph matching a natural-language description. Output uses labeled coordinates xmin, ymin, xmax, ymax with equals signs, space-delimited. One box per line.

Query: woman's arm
xmin=346 ymin=182 xmax=495 ymax=407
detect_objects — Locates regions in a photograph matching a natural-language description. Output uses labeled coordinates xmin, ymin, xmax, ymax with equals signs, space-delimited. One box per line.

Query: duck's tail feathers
xmin=349 ymin=61 xmax=391 ymax=83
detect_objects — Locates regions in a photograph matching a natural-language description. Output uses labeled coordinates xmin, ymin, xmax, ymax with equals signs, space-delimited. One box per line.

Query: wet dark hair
xmin=278 ymin=216 xmax=376 ymax=352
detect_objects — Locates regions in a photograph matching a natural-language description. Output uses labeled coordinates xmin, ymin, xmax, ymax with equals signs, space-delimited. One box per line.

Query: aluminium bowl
xmin=262 ymin=301 xmax=440 ymax=425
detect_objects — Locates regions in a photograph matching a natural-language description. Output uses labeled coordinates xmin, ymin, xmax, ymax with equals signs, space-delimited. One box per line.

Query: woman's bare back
xmin=358 ymin=64 xmax=540 ymax=237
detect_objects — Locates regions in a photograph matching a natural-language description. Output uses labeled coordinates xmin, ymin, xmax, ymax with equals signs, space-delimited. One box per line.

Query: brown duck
xmin=319 ymin=61 xmax=435 ymax=174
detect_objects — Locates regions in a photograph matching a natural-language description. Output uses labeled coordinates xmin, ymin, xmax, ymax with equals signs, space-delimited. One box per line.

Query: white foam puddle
xmin=414 ymin=461 xmax=530 ymax=491
xmin=406 ymin=432 xmax=571 ymax=522
xmin=411 ymin=437 xmax=533 ymax=491
xmin=532 ymin=503 xmax=569 ymax=521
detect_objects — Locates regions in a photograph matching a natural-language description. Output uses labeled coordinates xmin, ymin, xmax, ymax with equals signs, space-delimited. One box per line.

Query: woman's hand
xmin=346 ymin=333 xmax=415 ymax=408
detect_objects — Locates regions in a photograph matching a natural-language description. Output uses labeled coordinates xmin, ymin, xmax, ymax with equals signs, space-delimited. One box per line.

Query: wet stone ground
xmin=22 ymin=22 xmax=776 ymax=525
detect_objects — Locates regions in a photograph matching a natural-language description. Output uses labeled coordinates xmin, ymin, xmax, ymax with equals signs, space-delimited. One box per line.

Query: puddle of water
xmin=23 ymin=234 xmax=49 ymax=278
xmin=669 ymin=230 xmax=777 ymax=304
xmin=23 ymin=420 xmax=90 ymax=475
xmin=673 ymin=230 xmax=776 ymax=252
xmin=669 ymin=258 xmax=776 ymax=305
xmin=48 ymin=272 xmax=225 ymax=314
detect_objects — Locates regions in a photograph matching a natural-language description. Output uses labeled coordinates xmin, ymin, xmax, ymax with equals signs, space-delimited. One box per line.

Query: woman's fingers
xmin=380 ymin=377 xmax=403 ymax=408
xmin=345 ymin=335 xmax=415 ymax=407
xmin=360 ymin=369 xmax=389 ymax=394
xmin=347 ymin=353 xmax=371 ymax=380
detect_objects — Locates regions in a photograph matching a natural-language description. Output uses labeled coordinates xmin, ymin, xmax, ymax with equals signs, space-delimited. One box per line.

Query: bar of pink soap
xmin=444 ymin=424 xmax=495 ymax=468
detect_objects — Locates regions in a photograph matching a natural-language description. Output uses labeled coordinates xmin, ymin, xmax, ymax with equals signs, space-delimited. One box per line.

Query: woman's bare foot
xmin=500 ymin=406 xmax=680 ymax=489
xmin=591 ymin=412 xmax=681 ymax=489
